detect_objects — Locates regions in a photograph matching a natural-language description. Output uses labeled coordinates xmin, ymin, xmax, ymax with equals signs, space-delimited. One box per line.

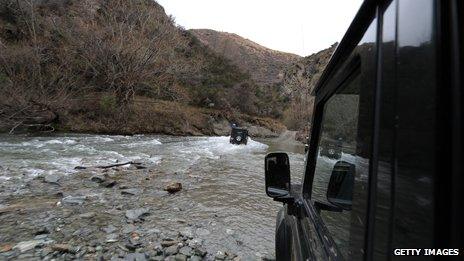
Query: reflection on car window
xmin=312 ymin=72 xmax=360 ymax=259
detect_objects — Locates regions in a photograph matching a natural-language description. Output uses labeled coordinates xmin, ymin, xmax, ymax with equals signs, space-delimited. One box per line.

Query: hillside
xmin=191 ymin=29 xmax=301 ymax=86
xmin=0 ymin=0 xmax=284 ymax=135
xmin=281 ymin=44 xmax=338 ymax=134
xmin=191 ymin=28 xmax=338 ymax=133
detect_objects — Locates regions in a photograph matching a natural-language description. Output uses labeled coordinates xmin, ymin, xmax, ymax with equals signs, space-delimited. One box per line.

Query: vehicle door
xmin=296 ymin=4 xmax=380 ymax=260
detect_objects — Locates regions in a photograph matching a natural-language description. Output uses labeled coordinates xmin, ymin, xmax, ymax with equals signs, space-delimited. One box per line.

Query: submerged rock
xmin=164 ymin=182 xmax=182 ymax=193
xmin=44 ymin=175 xmax=60 ymax=184
xmin=90 ymin=175 xmax=105 ymax=183
xmin=121 ymin=188 xmax=142 ymax=196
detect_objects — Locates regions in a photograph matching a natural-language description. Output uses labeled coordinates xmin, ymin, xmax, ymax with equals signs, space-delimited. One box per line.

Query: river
xmin=0 ymin=133 xmax=306 ymax=260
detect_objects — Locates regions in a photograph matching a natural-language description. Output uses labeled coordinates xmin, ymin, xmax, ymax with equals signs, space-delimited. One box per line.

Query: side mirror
xmin=327 ymin=161 xmax=355 ymax=210
xmin=265 ymin=152 xmax=291 ymax=198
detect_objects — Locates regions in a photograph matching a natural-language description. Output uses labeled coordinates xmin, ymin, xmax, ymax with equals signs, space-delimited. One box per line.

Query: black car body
xmin=230 ymin=127 xmax=248 ymax=145
xmin=265 ymin=0 xmax=463 ymax=260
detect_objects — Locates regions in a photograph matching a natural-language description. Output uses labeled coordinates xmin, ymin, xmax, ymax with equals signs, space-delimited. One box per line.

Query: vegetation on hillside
xmin=0 ymin=0 xmax=283 ymax=134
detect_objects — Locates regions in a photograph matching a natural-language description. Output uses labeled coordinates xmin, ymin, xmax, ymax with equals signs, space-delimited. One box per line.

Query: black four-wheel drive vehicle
xmin=319 ymin=138 xmax=343 ymax=160
xmin=265 ymin=0 xmax=463 ymax=260
xmin=230 ymin=127 xmax=248 ymax=145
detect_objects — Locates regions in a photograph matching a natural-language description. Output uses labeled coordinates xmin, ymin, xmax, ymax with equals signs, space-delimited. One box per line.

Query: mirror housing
xmin=265 ymin=152 xmax=291 ymax=199
xmin=327 ymin=161 xmax=355 ymax=210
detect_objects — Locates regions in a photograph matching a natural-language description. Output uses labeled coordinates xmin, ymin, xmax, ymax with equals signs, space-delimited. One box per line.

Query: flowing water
xmin=0 ymin=133 xmax=306 ymax=259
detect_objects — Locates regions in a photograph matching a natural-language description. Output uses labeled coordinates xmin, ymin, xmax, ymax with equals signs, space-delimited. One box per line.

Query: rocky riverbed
xmin=0 ymin=134 xmax=306 ymax=260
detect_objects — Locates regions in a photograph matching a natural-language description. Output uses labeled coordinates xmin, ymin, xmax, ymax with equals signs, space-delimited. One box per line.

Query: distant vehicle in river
xmin=264 ymin=0 xmax=463 ymax=260
xmin=318 ymin=137 xmax=343 ymax=160
xmin=230 ymin=125 xmax=248 ymax=145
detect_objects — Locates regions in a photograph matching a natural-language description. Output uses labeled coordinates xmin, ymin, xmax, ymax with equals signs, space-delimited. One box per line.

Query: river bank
xmin=0 ymin=134 xmax=306 ymax=260
xmin=1 ymin=100 xmax=286 ymax=139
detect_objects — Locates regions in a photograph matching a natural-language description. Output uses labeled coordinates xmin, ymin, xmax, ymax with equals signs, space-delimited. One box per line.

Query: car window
xmin=311 ymin=72 xmax=361 ymax=259
xmin=309 ymin=15 xmax=377 ymax=259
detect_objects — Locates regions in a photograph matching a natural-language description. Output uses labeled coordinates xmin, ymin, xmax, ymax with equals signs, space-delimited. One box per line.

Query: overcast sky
xmin=156 ymin=0 xmax=364 ymax=57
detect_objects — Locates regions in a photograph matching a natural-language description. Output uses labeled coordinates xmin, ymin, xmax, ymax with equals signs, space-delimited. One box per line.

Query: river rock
xmin=78 ymin=212 xmax=96 ymax=219
xmin=174 ymin=254 xmax=187 ymax=261
xmin=50 ymin=243 xmax=77 ymax=253
xmin=13 ymin=240 xmax=44 ymax=252
xmin=161 ymin=240 xmax=178 ymax=247
xmin=35 ymin=226 xmax=50 ymax=235
xmin=90 ymin=175 xmax=105 ymax=183
xmin=102 ymin=225 xmax=118 ymax=234
xmin=0 ymin=244 xmax=13 ymax=253
xmin=186 ymin=238 xmax=203 ymax=248
xmin=192 ymin=247 xmax=207 ymax=257
xmin=179 ymin=227 xmax=194 ymax=239
xmin=121 ymin=188 xmax=142 ymax=196
xmin=101 ymin=179 xmax=117 ymax=188
xmin=106 ymin=234 xmax=119 ymax=243
xmin=189 ymin=256 xmax=202 ymax=261
xmin=164 ymin=182 xmax=182 ymax=193
xmin=178 ymin=246 xmax=192 ymax=256
xmin=165 ymin=245 xmax=178 ymax=256
xmin=62 ymin=195 xmax=86 ymax=205
xmin=125 ymin=208 xmax=150 ymax=220
xmin=215 ymin=251 xmax=226 ymax=260
xmin=44 ymin=174 xmax=60 ymax=184
xmin=124 ymin=253 xmax=146 ymax=261
xmin=122 ymin=224 xmax=136 ymax=234
xmin=195 ymin=228 xmax=210 ymax=236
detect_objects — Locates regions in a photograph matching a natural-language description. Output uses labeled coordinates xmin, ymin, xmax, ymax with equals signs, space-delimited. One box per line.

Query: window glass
xmin=311 ymin=73 xmax=360 ymax=259
xmin=310 ymin=16 xmax=377 ymax=259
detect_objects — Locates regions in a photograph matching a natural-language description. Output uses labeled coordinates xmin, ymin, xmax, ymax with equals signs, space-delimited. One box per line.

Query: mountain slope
xmin=281 ymin=44 xmax=338 ymax=132
xmin=191 ymin=29 xmax=301 ymax=86
xmin=0 ymin=0 xmax=284 ymax=135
